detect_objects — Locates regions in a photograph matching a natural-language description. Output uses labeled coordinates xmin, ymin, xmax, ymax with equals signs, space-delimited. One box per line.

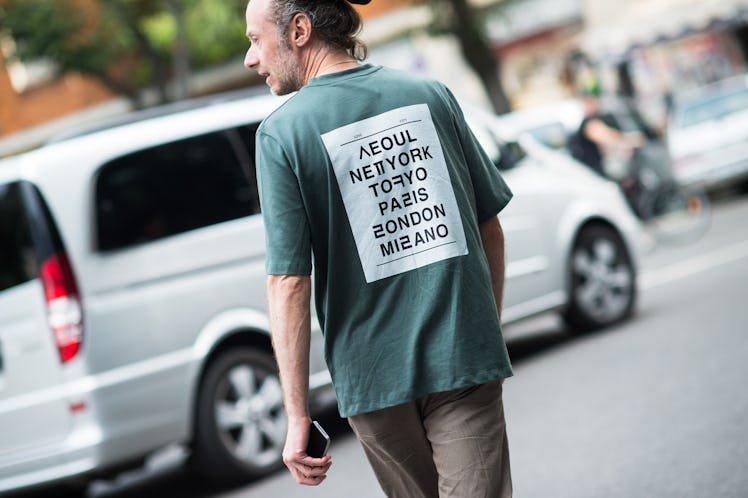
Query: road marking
xmin=640 ymin=240 xmax=748 ymax=290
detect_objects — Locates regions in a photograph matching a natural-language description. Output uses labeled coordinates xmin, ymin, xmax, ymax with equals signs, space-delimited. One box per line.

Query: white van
xmin=0 ymin=91 xmax=334 ymax=495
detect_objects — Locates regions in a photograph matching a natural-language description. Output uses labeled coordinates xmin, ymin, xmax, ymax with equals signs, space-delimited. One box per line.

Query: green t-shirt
xmin=256 ymin=64 xmax=513 ymax=417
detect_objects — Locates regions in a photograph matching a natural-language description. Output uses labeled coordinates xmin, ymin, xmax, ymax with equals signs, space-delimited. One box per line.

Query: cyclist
xmin=568 ymin=86 xmax=643 ymax=178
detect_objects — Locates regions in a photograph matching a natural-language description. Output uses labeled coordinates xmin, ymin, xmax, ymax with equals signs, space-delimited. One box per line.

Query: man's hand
xmin=283 ymin=416 xmax=332 ymax=485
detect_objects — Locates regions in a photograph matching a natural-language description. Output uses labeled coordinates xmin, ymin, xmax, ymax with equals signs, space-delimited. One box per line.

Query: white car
xmin=667 ymin=74 xmax=748 ymax=189
xmin=465 ymin=107 xmax=642 ymax=330
xmin=482 ymin=99 xmax=583 ymax=151
xmin=0 ymin=89 xmax=642 ymax=496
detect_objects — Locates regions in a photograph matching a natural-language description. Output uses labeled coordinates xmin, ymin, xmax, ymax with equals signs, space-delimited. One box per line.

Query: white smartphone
xmin=305 ymin=420 xmax=331 ymax=457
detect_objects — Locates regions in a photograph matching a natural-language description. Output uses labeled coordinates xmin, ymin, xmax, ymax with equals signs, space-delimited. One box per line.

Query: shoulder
xmin=344 ymin=64 xmax=447 ymax=95
xmin=382 ymin=66 xmax=452 ymax=96
xmin=257 ymin=94 xmax=299 ymax=136
xmin=379 ymin=68 xmax=459 ymax=119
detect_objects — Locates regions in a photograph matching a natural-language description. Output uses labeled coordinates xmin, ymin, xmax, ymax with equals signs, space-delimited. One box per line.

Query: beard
xmin=271 ymin=43 xmax=305 ymax=95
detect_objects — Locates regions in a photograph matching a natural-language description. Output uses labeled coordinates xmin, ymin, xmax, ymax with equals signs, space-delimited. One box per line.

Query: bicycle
xmin=617 ymin=147 xmax=711 ymax=245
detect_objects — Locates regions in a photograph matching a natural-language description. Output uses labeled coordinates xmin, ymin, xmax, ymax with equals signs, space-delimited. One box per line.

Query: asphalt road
xmin=16 ymin=191 xmax=748 ymax=498
xmin=500 ymin=199 xmax=748 ymax=498
xmin=225 ymin=191 xmax=748 ymax=498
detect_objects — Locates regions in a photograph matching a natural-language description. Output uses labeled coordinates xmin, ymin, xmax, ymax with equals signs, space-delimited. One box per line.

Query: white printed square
xmin=322 ymin=104 xmax=468 ymax=283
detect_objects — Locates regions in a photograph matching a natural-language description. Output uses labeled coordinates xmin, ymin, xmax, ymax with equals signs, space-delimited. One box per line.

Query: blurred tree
xmin=109 ymin=0 xmax=172 ymax=104
xmin=0 ymin=0 xmax=248 ymax=106
xmin=414 ymin=0 xmax=511 ymax=114
xmin=184 ymin=0 xmax=249 ymax=67
xmin=165 ymin=0 xmax=189 ymax=100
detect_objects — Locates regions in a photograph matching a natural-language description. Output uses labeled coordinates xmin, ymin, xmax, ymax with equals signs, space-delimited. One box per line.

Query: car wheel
xmin=192 ymin=347 xmax=286 ymax=484
xmin=563 ymin=224 xmax=636 ymax=332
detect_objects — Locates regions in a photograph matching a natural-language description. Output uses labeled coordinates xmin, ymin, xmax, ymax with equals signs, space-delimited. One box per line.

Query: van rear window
xmin=95 ymin=127 xmax=260 ymax=251
xmin=0 ymin=182 xmax=38 ymax=292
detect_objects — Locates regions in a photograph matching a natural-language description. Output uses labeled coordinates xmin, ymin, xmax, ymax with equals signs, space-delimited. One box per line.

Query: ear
xmin=289 ymin=12 xmax=312 ymax=48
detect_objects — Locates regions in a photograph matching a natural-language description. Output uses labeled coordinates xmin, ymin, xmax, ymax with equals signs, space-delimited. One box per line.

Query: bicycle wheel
xmin=641 ymin=183 xmax=711 ymax=244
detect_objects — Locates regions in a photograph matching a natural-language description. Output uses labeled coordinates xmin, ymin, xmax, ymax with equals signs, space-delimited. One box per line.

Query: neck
xmin=302 ymin=48 xmax=358 ymax=83
xmin=316 ymin=58 xmax=358 ymax=76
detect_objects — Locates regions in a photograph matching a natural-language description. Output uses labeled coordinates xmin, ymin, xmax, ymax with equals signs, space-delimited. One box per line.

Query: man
xmin=244 ymin=1 xmax=513 ymax=496
xmin=569 ymin=89 xmax=642 ymax=177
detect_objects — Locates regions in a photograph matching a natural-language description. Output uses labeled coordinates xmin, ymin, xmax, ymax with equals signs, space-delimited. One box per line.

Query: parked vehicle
xmin=466 ymin=107 xmax=642 ymax=329
xmin=0 ymin=90 xmax=332 ymax=495
xmin=667 ymin=74 xmax=748 ymax=189
xmin=486 ymin=99 xmax=583 ymax=151
xmin=0 ymin=89 xmax=643 ymax=495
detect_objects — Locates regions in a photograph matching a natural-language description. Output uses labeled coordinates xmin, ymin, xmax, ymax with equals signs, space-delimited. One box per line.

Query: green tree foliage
xmin=1 ymin=1 xmax=117 ymax=81
xmin=186 ymin=0 xmax=248 ymax=67
xmin=0 ymin=0 xmax=249 ymax=105
xmin=139 ymin=0 xmax=248 ymax=67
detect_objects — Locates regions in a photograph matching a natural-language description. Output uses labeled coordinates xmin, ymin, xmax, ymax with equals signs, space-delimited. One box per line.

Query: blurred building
xmin=4 ymin=0 xmax=748 ymax=156
xmin=364 ymin=0 xmax=748 ymax=115
xmin=485 ymin=0 xmax=583 ymax=108
xmin=0 ymin=0 xmax=407 ymax=156
xmin=580 ymin=0 xmax=748 ymax=126
xmin=0 ymin=0 xmax=115 ymax=138
xmin=1 ymin=0 xmax=586 ymax=150
xmin=356 ymin=0 xmax=584 ymax=111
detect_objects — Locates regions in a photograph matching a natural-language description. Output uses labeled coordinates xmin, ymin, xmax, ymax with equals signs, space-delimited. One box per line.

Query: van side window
xmin=0 ymin=182 xmax=38 ymax=292
xmin=96 ymin=128 xmax=260 ymax=251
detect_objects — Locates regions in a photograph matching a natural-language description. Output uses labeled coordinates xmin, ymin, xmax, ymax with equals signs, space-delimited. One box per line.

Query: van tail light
xmin=39 ymin=252 xmax=83 ymax=363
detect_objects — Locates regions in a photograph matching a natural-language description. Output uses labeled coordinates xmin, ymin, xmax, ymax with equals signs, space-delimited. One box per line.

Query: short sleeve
xmin=255 ymin=130 xmax=312 ymax=275
xmin=444 ymin=88 xmax=513 ymax=222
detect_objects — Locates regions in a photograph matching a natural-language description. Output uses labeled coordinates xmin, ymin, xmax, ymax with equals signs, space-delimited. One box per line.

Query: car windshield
xmin=678 ymin=86 xmax=748 ymax=127
xmin=525 ymin=122 xmax=569 ymax=149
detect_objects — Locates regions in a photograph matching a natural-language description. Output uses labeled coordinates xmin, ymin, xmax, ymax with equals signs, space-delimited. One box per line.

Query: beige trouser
xmin=348 ymin=380 xmax=512 ymax=498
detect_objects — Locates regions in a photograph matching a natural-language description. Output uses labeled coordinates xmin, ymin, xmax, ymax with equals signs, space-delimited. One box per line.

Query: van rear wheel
xmin=192 ymin=347 xmax=286 ymax=484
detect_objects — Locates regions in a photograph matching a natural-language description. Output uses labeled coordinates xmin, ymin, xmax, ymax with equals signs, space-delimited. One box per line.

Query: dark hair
xmin=271 ymin=0 xmax=368 ymax=61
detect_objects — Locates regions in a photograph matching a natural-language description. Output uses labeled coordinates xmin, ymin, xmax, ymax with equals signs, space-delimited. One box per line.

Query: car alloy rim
xmin=214 ymin=363 xmax=287 ymax=468
xmin=572 ymin=237 xmax=632 ymax=321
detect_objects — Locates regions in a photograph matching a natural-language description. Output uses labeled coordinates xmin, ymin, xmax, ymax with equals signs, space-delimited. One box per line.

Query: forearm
xmin=267 ymin=274 xmax=312 ymax=420
xmin=585 ymin=120 xmax=625 ymax=147
xmin=268 ymin=274 xmax=331 ymax=483
xmin=479 ymin=216 xmax=506 ymax=321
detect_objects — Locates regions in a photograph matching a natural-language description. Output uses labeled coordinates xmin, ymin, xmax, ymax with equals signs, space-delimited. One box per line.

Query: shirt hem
xmin=336 ymin=368 xmax=514 ymax=418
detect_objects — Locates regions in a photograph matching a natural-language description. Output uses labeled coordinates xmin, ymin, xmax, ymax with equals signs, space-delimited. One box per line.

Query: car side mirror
xmin=496 ymin=141 xmax=526 ymax=171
